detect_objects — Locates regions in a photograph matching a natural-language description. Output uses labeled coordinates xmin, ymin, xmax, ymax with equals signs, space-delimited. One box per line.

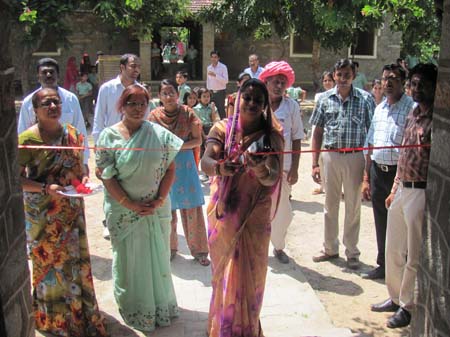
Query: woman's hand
xmin=125 ymin=200 xmax=157 ymax=216
xmin=217 ymin=158 xmax=244 ymax=176
xmin=81 ymin=175 xmax=90 ymax=184
xmin=46 ymin=184 xmax=66 ymax=198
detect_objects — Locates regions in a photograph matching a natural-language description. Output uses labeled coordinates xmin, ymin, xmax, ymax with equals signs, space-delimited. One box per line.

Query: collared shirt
xmin=273 ymin=96 xmax=304 ymax=171
xmin=396 ymin=104 xmax=432 ymax=182
xmin=353 ymin=72 xmax=368 ymax=89
xmin=18 ymin=86 xmax=90 ymax=164
xmin=92 ymin=76 xmax=141 ymax=143
xmin=244 ymin=66 xmax=264 ymax=79
xmin=206 ymin=62 xmax=228 ymax=91
xmin=193 ymin=103 xmax=214 ymax=127
xmin=366 ymin=94 xmax=414 ymax=165
xmin=286 ymin=87 xmax=304 ymax=101
xmin=310 ymin=86 xmax=375 ymax=149
xmin=178 ymin=83 xmax=191 ymax=104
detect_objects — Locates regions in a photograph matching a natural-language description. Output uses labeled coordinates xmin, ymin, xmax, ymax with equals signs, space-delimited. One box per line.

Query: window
xmin=348 ymin=29 xmax=377 ymax=59
xmin=32 ymin=33 xmax=61 ymax=56
xmin=290 ymin=33 xmax=314 ymax=57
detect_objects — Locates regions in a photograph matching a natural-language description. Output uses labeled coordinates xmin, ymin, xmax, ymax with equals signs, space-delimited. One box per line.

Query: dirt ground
xmin=287 ymin=138 xmax=410 ymax=337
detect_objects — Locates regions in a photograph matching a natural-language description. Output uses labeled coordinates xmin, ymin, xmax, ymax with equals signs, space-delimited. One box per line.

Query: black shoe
xmin=362 ymin=266 xmax=385 ymax=279
xmin=273 ymin=249 xmax=290 ymax=264
xmin=387 ymin=308 xmax=411 ymax=328
xmin=371 ymin=298 xmax=400 ymax=312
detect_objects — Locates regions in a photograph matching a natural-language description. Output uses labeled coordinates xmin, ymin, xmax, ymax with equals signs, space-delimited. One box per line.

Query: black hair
xmin=372 ymin=78 xmax=382 ymax=87
xmin=353 ymin=61 xmax=360 ymax=68
xmin=408 ymin=63 xmax=438 ymax=84
xmin=31 ymin=88 xmax=59 ymax=109
xmin=182 ymin=91 xmax=197 ymax=105
xmin=197 ymin=87 xmax=211 ymax=99
xmin=176 ymin=71 xmax=188 ymax=79
xmin=238 ymin=72 xmax=251 ymax=82
xmin=158 ymin=78 xmax=178 ymax=93
xmin=210 ymin=50 xmax=220 ymax=57
xmin=382 ymin=63 xmax=407 ymax=82
xmin=333 ymin=59 xmax=356 ymax=73
xmin=36 ymin=58 xmax=59 ymax=74
xmin=120 ymin=53 xmax=139 ymax=66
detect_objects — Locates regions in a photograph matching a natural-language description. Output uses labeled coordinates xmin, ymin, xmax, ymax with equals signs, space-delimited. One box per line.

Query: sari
xmin=206 ymin=119 xmax=284 ymax=337
xmin=18 ymin=124 xmax=107 ymax=337
xmin=95 ymin=121 xmax=183 ymax=332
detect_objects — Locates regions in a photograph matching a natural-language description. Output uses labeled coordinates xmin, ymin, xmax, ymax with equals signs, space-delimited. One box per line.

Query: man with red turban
xmin=259 ymin=61 xmax=304 ymax=264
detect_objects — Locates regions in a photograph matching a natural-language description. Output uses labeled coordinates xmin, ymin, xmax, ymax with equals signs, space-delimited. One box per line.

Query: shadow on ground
xmin=90 ymin=254 xmax=112 ymax=281
xmin=352 ymin=316 xmax=410 ymax=337
xmin=291 ymin=199 xmax=323 ymax=214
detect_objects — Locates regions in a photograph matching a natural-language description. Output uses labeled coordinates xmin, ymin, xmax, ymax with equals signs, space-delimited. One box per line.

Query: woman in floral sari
xmin=18 ymin=88 xmax=107 ymax=337
xmin=201 ymin=79 xmax=284 ymax=337
xmin=95 ymin=84 xmax=183 ymax=332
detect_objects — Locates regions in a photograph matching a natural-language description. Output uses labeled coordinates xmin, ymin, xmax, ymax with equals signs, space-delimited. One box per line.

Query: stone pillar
xmin=413 ymin=0 xmax=450 ymax=336
xmin=0 ymin=3 xmax=34 ymax=337
xmin=202 ymin=23 xmax=215 ymax=81
xmin=139 ymin=39 xmax=152 ymax=83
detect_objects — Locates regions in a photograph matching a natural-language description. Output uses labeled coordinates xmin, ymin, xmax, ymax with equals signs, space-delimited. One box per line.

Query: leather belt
xmin=374 ymin=162 xmax=397 ymax=173
xmin=403 ymin=181 xmax=427 ymax=189
xmin=324 ymin=146 xmax=362 ymax=154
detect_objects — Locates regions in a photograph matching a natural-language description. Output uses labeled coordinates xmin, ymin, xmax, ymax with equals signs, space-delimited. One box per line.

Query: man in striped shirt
xmin=310 ymin=58 xmax=375 ymax=270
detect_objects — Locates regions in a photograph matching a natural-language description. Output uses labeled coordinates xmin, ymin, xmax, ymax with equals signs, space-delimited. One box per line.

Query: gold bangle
xmin=119 ymin=196 xmax=128 ymax=205
xmin=157 ymin=195 xmax=165 ymax=203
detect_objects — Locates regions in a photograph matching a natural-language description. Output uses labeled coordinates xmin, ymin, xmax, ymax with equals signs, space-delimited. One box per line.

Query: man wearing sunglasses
xmin=18 ymin=57 xmax=90 ymax=166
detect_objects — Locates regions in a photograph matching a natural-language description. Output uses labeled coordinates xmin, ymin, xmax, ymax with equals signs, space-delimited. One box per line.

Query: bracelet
xmin=118 ymin=196 xmax=128 ymax=205
xmin=157 ymin=195 xmax=165 ymax=204
xmin=215 ymin=162 xmax=221 ymax=176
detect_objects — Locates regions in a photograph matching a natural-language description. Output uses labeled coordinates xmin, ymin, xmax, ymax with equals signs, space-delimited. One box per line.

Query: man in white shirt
xmin=18 ymin=58 xmax=90 ymax=168
xmin=244 ymin=54 xmax=264 ymax=79
xmin=259 ymin=61 xmax=304 ymax=264
xmin=92 ymin=53 xmax=141 ymax=239
xmin=206 ymin=50 xmax=228 ymax=119
xmin=92 ymin=53 xmax=141 ymax=143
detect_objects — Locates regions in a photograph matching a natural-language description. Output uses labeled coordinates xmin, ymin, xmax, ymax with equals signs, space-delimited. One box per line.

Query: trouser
xmin=270 ymin=173 xmax=293 ymax=250
xmin=370 ymin=162 xmax=397 ymax=267
xmin=322 ymin=151 xmax=364 ymax=259
xmin=386 ymin=184 xmax=425 ymax=309
xmin=170 ymin=206 xmax=209 ymax=257
xmin=211 ymin=89 xmax=226 ymax=119
xmin=79 ymin=96 xmax=93 ymax=119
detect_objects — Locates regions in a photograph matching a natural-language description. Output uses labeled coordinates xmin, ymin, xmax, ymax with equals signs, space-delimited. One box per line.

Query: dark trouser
xmin=79 ymin=96 xmax=93 ymax=119
xmin=370 ymin=161 xmax=397 ymax=268
xmin=211 ymin=89 xmax=226 ymax=119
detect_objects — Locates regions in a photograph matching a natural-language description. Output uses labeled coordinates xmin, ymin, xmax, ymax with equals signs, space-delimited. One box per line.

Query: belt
xmin=374 ymin=162 xmax=397 ymax=173
xmin=325 ymin=146 xmax=362 ymax=154
xmin=403 ymin=181 xmax=427 ymax=189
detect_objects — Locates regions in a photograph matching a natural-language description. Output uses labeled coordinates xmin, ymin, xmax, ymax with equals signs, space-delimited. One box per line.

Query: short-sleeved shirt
xmin=310 ymin=86 xmax=375 ymax=150
xmin=286 ymin=87 xmax=303 ymax=101
xmin=193 ymin=103 xmax=214 ymax=127
xmin=76 ymin=81 xmax=93 ymax=96
xmin=273 ymin=97 xmax=304 ymax=171
xmin=366 ymin=94 xmax=414 ymax=165
xmin=353 ymin=72 xmax=368 ymax=89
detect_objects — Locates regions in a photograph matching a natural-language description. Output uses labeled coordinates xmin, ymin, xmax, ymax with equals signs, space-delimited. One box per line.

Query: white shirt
xmin=244 ymin=66 xmax=264 ymax=79
xmin=93 ymin=76 xmax=145 ymax=143
xmin=273 ymin=97 xmax=304 ymax=171
xmin=206 ymin=62 xmax=228 ymax=91
xmin=18 ymin=86 xmax=90 ymax=164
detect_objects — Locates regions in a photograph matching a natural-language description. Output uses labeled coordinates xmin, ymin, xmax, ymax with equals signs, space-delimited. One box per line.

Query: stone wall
xmin=0 ymin=2 xmax=34 ymax=336
xmin=413 ymin=0 xmax=450 ymax=336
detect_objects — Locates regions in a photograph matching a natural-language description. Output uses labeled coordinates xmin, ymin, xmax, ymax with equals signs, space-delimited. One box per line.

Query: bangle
xmin=215 ymin=162 xmax=221 ymax=176
xmin=119 ymin=196 xmax=128 ymax=205
xmin=157 ymin=195 xmax=165 ymax=203
xmin=41 ymin=183 xmax=47 ymax=195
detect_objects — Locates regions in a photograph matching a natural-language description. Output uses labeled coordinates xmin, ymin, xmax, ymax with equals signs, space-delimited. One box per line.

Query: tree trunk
xmin=311 ymin=40 xmax=321 ymax=92
xmin=412 ymin=0 xmax=450 ymax=335
xmin=20 ymin=45 xmax=33 ymax=95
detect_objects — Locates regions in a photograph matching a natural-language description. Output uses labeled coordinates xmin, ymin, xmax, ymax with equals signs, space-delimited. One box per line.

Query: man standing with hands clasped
xmin=370 ymin=63 xmax=437 ymax=329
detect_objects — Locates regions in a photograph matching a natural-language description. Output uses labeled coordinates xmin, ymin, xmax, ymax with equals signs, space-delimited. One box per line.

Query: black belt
xmin=374 ymin=162 xmax=397 ymax=173
xmin=325 ymin=146 xmax=362 ymax=154
xmin=403 ymin=181 xmax=427 ymax=189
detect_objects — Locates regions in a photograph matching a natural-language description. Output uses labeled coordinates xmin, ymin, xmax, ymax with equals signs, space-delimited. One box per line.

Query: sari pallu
xmin=18 ymin=124 xmax=107 ymax=337
xmin=206 ymin=120 xmax=284 ymax=337
xmin=95 ymin=121 xmax=183 ymax=332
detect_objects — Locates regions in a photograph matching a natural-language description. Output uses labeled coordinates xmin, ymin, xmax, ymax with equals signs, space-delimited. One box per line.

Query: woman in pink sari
xmin=201 ymin=78 xmax=284 ymax=337
xmin=64 ymin=56 xmax=78 ymax=92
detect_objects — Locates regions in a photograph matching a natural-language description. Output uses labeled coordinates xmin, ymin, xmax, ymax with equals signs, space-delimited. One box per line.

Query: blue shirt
xmin=244 ymin=66 xmax=264 ymax=79
xmin=18 ymin=86 xmax=90 ymax=164
xmin=310 ymin=86 xmax=375 ymax=149
xmin=365 ymin=94 xmax=414 ymax=165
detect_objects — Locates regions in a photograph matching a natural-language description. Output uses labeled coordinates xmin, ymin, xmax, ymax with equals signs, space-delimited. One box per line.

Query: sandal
xmin=195 ymin=254 xmax=210 ymax=266
xmin=170 ymin=250 xmax=177 ymax=261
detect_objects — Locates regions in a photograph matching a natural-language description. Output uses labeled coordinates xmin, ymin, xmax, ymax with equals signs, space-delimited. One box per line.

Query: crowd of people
xmin=17 ymin=50 xmax=437 ymax=336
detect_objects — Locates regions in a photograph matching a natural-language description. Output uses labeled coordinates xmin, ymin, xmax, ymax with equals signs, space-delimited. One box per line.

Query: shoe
xmin=273 ymin=249 xmax=289 ymax=264
xmin=362 ymin=266 xmax=385 ymax=279
xmin=103 ymin=226 xmax=110 ymax=240
xmin=371 ymin=298 xmax=400 ymax=312
xmin=347 ymin=257 xmax=360 ymax=270
xmin=387 ymin=308 xmax=411 ymax=328
xmin=312 ymin=251 xmax=339 ymax=263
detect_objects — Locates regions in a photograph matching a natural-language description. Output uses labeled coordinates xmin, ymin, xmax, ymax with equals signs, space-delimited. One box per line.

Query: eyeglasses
xmin=160 ymin=92 xmax=177 ymax=98
xmin=125 ymin=101 xmax=148 ymax=108
xmin=381 ymin=76 xmax=401 ymax=82
xmin=38 ymin=99 xmax=61 ymax=108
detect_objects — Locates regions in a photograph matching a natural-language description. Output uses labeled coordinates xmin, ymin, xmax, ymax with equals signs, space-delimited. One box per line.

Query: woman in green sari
xmin=95 ymin=84 xmax=183 ymax=332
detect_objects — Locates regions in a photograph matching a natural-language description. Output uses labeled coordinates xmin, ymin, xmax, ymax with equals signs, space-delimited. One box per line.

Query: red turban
xmin=258 ymin=61 xmax=295 ymax=87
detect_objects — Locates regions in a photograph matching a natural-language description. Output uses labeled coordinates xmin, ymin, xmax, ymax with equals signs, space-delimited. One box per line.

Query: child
xmin=176 ymin=71 xmax=191 ymax=104
xmin=183 ymin=90 xmax=201 ymax=170
xmin=75 ymin=73 xmax=93 ymax=128
xmin=286 ymin=85 xmax=307 ymax=104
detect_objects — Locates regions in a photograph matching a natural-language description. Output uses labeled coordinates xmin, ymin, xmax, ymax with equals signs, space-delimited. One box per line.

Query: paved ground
xmin=35 ymin=129 xmax=407 ymax=337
